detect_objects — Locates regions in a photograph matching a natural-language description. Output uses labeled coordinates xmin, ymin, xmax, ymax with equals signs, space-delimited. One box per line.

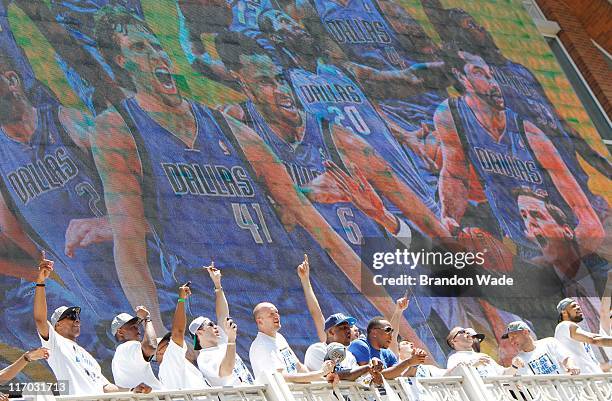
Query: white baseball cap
xmin=110 ymin=313 xmax=140 ymax=336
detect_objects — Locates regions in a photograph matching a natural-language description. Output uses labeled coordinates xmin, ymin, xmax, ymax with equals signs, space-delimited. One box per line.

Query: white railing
xmin=482 ymin=373 xmax=612 ymax=401
xmin=390 ymin=376 xmax=471 ymax=401
xmin=16 ymin=372 xmax=612 ymax=401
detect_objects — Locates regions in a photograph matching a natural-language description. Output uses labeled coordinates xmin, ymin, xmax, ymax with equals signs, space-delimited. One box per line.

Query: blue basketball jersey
xmin=454 ymin=97 xmax=573 ymax=247
xmin=121 ymin=97 xmax=389 ymax=357
xmin=491 ymin=60 xmax=607 ymax=219
xmin=311 ymin=0 xmax=446 ymax=129
xmin=287 ymin=62 xmax=439 ymax=214
xmin=0 ymin=104 xmax=133 ymax=363
xmin=243 ymin=100 xmax=391 ymax=251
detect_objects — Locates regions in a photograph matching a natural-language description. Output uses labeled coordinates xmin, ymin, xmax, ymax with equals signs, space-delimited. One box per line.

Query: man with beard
xmin=0 ymin=50 xmax=155 ymax=358
xmin=421 ymin=0 xmax=611 ymax=217
xmin=92 ymin=6 xmax=416 ymax=356
xmin=435 ymin=49 xmax=603 ymax=256
xmin=555 ymin=298 xmax=611 ymax=373
xmin=256 ymin=10 xmax=441 ymax=214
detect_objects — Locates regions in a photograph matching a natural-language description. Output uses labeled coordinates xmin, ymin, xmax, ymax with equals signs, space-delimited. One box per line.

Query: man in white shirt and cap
xmin=503 ymin=320 xmax=580 ymax=375
xmin=33 ymin=253 xmax=151 ymax=395
xmin=111 ymin=305 xmax=164 ymax=390
xmin=554 ymin=298 xmax=611 ymax=373
xmin=189 ymin=263 xmax=254 ymax=386
xmin=249 ymin=302 xmax=335 ymax=383
xmin=156 ymin=283 xmax=210 ymax=390
xmin=446 ymin=326 xmax=521 ymax=377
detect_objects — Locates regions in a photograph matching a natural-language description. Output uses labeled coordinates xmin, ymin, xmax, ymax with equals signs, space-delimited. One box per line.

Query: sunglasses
xmin=60 ymin=311 xmax=80 ymax=322
xmin=452 ymin=329 xmax=467 ymax=341
xmin=375 ymin=326 xmax=394 ymax=334
xmin=199 ymin=320 xmax=216 ymax=330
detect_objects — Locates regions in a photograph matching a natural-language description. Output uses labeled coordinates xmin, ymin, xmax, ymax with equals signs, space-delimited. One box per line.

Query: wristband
xmin=226 ymin=342 xmax=236 ymax=345
xmin=144 ymin=317 xmax=152 ymax=323
xmin=35 ymin=283 xmax=46 ymax=287
xmin=511 ymin=364 xmax=519 ymax=369
xmin=214 ymin=287 xmax=223 ymax=292
xmin=23 ymin=353 xmax=32 ymax=363
xmin=178 ymin=298 xmax=186 ymax=303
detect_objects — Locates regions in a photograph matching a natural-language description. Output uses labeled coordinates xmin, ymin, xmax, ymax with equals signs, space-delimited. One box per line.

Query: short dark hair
xmin=513 ymin=187 xmax=570 ymax=227
xmin=366 ymin=316 xmax=387 ymax=336
xmin=94 ymin=5 xmax=149 ymax=92
xmin=215 ymin=31 xmax=270 ymax=73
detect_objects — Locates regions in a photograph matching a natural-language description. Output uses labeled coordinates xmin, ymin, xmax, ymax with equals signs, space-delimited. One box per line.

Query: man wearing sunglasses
xmin=33 ymin=254 xmax=151 ymax=395
xmin=189 ymin=264 xmax=254 ymax=386
xmin=349 ymin=317 xmax=427 ymax=379
xmin=446 ymin=326 xmax=521 ymax=377
xmin=111 ymin=306 xmax=163 ymax=391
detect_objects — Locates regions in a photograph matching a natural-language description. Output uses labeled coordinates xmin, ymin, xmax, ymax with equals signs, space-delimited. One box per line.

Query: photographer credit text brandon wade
xmin=369 ymin=249 xmax=514 ymax=288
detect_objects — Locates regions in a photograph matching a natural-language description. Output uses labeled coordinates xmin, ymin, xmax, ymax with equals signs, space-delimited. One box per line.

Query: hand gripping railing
xmin=482 ymin=373 xmax=612 ymax=401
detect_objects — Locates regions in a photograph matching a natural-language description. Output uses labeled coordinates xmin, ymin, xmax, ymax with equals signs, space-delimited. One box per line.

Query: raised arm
xmin=389 ymin=297 xmax=409 ymax=356
xmin=297 ymin=254 xmax=326 ymax=342
xmin=205 ymin=262 xmax=229 ymax=322
xmin=171 ymin=284 xmax=192 ymax=347
xmin=218 ymin=317 xmax=238 ymax=378
xmin=434 ymin=101 xmax=470 ymax=234
xmin=524 ymin=121 xmax=605 ymax=254
xmin=601 ymin=276 xmax=611 ymax=335
xmin=134 ymin=306 xmax=157 ymax=359
xmin=90 ymin=109 xmax=164 ymax=333
xmin=0 ymin=348 xmax=49 ymax=384
xmin=33 ymin=253 xmax=53 ymax=340
xmin=330 ymin=121 xmax=451 ymax=239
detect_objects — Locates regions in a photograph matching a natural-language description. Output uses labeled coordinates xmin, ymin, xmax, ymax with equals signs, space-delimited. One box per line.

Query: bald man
xmin=248 ymin=302 xmax=334 ymax=383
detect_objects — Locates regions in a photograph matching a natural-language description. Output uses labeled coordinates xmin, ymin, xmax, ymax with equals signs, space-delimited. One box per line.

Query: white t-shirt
xmin=159 ymin=339 xmax=210 ymax=390
xmin=196 ymin=329 xmax=254 ymax=386
xmin=446 ymin=350 xmax=504 ymax=377
xmin=413 ymin=364 xmax=446 ymax=378
xmin=112 ymin=341 xmax=164 ymax=390
xmin=39 ymin=322 xmax=110 ymax=395
xmin=304 ymin=342 xmax=358 ymax=371
xmin=249 ymin=332 xmax=299 ymax=382
xmin=404 ymin=365 xmax=446 ymax=401
xmin=516 ymin=337 xmax=570 ymax=375
xmin=554 ymin=321 xmax=602 ymax=374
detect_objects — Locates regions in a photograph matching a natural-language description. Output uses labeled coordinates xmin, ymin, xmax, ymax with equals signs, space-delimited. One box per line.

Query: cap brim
xmin=58 ymin=306 xmax=81 ymax=321
xmin=473 ymin=333 xmax=485 ymax=341
xmin=123 ymin=316 xmax=141 ymax=327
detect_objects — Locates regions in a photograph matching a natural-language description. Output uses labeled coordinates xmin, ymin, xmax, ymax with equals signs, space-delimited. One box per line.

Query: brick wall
xmin=536 ymin=0 xmax=612 ymax=118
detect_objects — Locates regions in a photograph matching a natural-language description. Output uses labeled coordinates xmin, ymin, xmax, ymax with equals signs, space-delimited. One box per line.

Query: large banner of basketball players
xmin=0 ymin=0 xmax=609 ymax=379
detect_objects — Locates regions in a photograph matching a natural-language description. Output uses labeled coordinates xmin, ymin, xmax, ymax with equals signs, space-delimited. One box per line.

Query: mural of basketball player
xmin=0 ymin=51 xmax=139 ymax=364
xmin=256 ymin=9 xmax=441 ymax=215
xmin=286 ymin=0 xmax=450 ymax=195
xmin=91 ymin=6 xmax=421 ymax=355
xmin=421 ymin=0 xmax=611 ymax=216
xmin=514 ymin=187 xmax=606 ymax=332
xmin=435 ymin=49 xmax=604 ymax=257
xmin=215 ymin=31 xmax=458 ymax=361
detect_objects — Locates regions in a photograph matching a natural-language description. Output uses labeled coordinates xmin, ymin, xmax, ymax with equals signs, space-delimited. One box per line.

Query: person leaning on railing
xmin=446 ymin=326 xmax=524 ymax=377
